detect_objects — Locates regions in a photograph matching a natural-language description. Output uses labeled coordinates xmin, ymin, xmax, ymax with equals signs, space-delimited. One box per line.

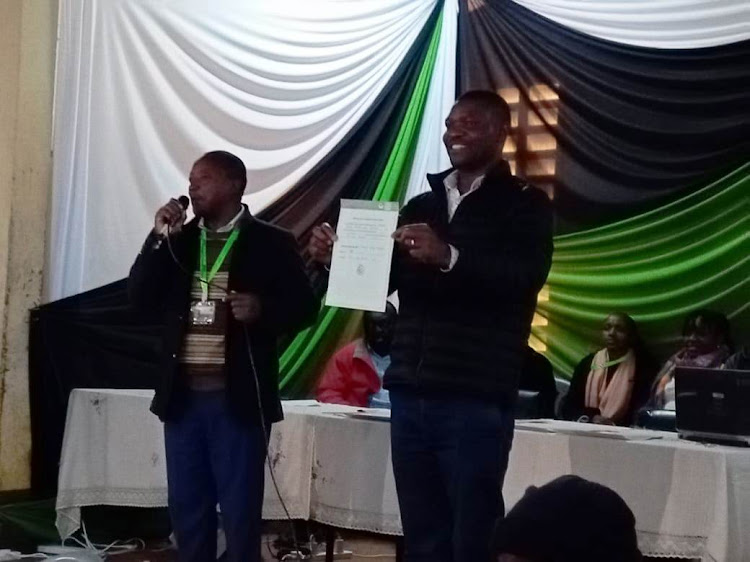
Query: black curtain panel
xmin=29 ymin=281 xmax=161 ymax=495
xmin=458 ymin=0 xmax=750 ymax=232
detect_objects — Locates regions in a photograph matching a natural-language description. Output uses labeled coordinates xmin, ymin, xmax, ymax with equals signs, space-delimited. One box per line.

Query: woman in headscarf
xmin=562 ymin=313 xmax=657 ymax=426
xmin=649 ymin=309 xmax=732 ymax=410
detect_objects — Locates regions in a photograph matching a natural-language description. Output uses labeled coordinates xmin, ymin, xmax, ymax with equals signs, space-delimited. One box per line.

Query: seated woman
xmin=562 ymin=313 xmax=657 ymax=426
xmin=649 ymin=309 xmax=732 ymax=410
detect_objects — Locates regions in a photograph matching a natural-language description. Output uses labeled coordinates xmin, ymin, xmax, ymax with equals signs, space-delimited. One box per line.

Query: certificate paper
xmin=325 ymin=200 xmax=399 ymax=312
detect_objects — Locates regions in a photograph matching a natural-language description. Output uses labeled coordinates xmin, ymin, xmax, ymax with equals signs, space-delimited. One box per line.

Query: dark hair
xmin=456 ymin=90 xmax=511 ymax=130
xmin=682 ymin=309 xmax=732 ymax=349
xmin=606 ymin=312 xmax=641 ymax=348
xmin=197 ymin=150 xmax=247 ymax=194
xmin=493 ymin=475 xmax=641 ymax=562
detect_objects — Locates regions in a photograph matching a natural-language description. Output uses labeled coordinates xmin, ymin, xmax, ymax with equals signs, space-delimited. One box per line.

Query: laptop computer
xmin=675 ymin=367 xmax=750 ymax=446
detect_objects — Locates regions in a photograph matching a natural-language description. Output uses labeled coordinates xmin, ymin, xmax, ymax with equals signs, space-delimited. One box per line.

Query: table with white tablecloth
xmin=56 ymin=389 xmax=750 ymax=561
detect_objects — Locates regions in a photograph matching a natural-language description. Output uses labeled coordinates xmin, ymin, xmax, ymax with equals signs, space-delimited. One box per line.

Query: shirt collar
xmin=198 ymin=204 xmax=247 ymax=233
xmin=443 ymin=171 xmax=485 ymax=196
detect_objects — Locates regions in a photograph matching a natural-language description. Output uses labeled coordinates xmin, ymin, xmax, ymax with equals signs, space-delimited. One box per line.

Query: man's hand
xmin=308 ymin=222 xmax=338 ymax=267
xmin=225 ymin=292 xmax=262 ymax=324
xmin=154 ymin=199 xmax=187 ymax=236
xmin=393 ymin=223 xmax=451 ymax=268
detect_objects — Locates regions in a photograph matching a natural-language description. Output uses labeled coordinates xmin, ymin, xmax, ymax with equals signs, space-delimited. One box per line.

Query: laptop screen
xmin=675 ymin=367 xmax=750 ymax=436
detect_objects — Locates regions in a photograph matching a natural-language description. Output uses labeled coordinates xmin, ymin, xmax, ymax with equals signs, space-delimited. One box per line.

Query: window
xmin=498 ymin=84 xmax=559 ymax=352
xmin=499 ymin=84 xmax=559 ymax=200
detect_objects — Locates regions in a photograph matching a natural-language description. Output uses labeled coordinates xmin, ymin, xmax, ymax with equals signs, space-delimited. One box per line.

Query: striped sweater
xmin=179 ymin=231 xmax=234 ymax=390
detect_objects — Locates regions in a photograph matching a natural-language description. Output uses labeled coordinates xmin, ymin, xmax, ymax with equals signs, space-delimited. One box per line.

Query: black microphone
xmin=159 ymin=195 xmax=190 ymax=237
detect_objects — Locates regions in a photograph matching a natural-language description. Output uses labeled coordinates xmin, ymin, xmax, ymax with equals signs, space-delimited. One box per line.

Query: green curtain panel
xmin=0 ymin=499 xmax=59 ymax=543
xmin=278 ymin=10 xmax=444 ymax=397
xmin=535 ymin=161 xmax=750 ymax=376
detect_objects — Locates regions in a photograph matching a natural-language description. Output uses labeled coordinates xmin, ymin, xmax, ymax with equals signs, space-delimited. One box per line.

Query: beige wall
xmin=0 ymin=1 xmax=57 ymax=491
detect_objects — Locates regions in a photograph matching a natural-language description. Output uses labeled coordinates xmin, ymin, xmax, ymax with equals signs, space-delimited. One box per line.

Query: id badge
xmin=190 ymin=300 xmax=216 ymax=326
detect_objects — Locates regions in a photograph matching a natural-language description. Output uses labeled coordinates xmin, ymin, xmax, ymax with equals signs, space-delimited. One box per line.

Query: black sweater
xmin=383 ymin=162 xmax=554 ymax=404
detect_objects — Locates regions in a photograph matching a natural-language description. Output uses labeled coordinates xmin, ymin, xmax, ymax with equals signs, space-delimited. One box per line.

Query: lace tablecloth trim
xmin=637 ymin=530 xmax=712 ymax=560
xmin=311 ymin=503 xmax=403 ymax=536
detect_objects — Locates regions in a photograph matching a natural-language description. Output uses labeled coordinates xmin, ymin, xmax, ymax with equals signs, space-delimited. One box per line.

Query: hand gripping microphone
xmin=159 ymin=195 xmax=190 ymax=237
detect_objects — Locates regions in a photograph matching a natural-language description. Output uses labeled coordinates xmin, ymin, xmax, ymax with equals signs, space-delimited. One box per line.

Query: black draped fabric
xmin=28 ymin=4 xmax=441 ymax=496
xmin=29 ymin=281 xmax=161 ymax=495
xmin=458 ymin=0 xmax=750 ymax=232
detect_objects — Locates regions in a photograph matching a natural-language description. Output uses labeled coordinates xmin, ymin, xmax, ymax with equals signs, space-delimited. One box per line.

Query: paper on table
xmin=516 ymin=419 xmax=663 ymax=440
xmin=325 ymin=199 xmax=399 ymax=312
xmin=345 ymin=408 xmax=392 ymax=422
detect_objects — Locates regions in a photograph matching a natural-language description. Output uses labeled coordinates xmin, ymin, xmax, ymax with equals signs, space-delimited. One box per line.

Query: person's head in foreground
xmin=493 ymin=475 xmax=642 ymax=562
xmin=363 ymin=302 xmax=398 ymax=357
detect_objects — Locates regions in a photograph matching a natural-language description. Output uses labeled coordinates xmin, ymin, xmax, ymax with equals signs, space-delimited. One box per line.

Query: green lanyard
xmin=199 ymin=229 xmax=239 ymax=302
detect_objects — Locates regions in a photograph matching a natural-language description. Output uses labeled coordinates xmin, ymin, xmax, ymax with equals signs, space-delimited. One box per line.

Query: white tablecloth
xmin=56 ymin=390 xmax=750 ymax=561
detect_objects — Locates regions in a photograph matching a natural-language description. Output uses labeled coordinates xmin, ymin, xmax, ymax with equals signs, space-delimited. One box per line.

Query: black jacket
xmin=562 ymin=351 xmax=658 ymax=426
xmin=520 ymin=347 xmax=558 ymax=418
xmin=128 ymin=210 xmax=319 ymax=425
xmin=384 ymin=162 xmax=553 ymax=403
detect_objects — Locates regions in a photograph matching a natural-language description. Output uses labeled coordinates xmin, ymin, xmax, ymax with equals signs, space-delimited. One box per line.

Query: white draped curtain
xmin=510 ymin=0 xmax=750 ymax=48
xmin=48 ymin=0 xmax=437 ymax=300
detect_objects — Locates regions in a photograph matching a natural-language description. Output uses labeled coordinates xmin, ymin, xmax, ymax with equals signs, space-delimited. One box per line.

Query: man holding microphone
xmin=129 ymin=150 xmax=318 ymax=562
xmin=308 ymin=91 xmax=553 ymax=562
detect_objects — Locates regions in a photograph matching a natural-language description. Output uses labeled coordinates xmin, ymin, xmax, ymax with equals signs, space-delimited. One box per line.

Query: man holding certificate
xmin=309 ymin=91 xmax=553 ymax=562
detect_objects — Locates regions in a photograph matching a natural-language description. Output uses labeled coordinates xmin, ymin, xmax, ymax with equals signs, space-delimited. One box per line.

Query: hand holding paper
xmin=324 ymin=200 xmax=399 ymax=312
xmin=393 ymin=223 xmax=451 ymax=268
xmin=308 ymin=222 xmax=338 ymax=266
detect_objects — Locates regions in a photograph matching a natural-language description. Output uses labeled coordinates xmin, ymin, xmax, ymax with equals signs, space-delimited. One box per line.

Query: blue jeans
xmin=164 ymin=391 xmax=267 ymax=562
xmin=390 ymin=390 xmax=515 ymax=562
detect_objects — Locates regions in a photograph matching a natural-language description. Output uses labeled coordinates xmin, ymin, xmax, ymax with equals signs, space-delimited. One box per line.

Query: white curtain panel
xmin=510 ymin=0 xmax=750 ymax=49
xmin=404 ymin=0 xmax=456 ymax=202
xmin=48 ymin=0 xmax=437 ymax=301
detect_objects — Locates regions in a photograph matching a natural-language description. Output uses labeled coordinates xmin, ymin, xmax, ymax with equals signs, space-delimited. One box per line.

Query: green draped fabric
xmin=0 ymin=499 xmax=58 ymax=542
xmin=278 ymin=11 xmax=443 ymax=396
xmin=535 ymin=162 xmax=750 ymax=376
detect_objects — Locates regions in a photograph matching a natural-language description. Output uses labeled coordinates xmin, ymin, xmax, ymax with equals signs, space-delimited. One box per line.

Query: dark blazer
xmin=128 ymin=210 xmax=319 ymax=425
xmin=384 ymin=161 xmax=554 ymax=404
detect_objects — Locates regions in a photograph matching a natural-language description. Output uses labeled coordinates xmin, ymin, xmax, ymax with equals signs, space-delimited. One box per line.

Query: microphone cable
xmin=164 ymin=223 xmax=304 ymax=559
